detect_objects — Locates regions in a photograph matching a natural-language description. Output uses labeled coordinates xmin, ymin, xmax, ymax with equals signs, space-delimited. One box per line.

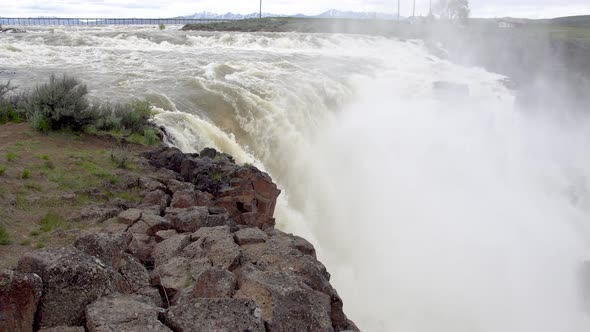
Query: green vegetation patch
xmin=0 ymin=165 xmax=6 ymax=176
xmin=0 ymin=225 xmax=11 ymax=245
xmin=6 ymin=152 xmax=17 ymax=162
xmin=39 ymin=211 xmax=64 ymax=233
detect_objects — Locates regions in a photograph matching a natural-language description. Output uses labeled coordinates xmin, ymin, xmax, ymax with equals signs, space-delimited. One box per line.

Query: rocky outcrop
xmin=1 ymin=147 xmax=357 ymax=332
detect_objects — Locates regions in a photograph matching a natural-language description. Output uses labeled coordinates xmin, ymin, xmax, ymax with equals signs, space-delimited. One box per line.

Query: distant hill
xmin=551 ymin=15 xmax=590 ymax=26
xmin=178 ymin=12 xmax=287 ymax=20
xmin=180 ymin=9 xmax=399 ymax=20
xmin=316 ymin=9 xmax=397 ymax=20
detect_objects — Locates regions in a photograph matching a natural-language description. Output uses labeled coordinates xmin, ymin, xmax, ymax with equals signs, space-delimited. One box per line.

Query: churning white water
xmin=1 ymin=26 xmax=589 ymax=331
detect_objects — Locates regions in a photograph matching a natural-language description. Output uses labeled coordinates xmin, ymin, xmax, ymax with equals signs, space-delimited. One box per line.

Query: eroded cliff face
xmin=0 ymin=147 xmax=358 ymax=332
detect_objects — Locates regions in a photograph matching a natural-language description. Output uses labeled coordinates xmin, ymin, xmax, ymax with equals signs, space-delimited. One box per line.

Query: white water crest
xmin=1 ymin=26 xmax=590 ymax=331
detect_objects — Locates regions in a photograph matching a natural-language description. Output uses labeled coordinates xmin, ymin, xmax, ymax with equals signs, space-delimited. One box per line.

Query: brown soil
xmin=0 ymin=123 xmax=158 ymax=269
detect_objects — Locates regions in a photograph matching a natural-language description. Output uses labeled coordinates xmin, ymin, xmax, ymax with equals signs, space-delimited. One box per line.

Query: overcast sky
xmin=1 ymin=0 xmax=589 ymax=19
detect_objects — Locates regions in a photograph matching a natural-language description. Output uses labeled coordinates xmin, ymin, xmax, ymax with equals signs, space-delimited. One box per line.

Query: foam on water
xmin=1 ymin=26 xmax=589 ymax=331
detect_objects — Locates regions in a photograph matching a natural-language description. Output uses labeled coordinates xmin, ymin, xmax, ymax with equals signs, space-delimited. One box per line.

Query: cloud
xmin=0 ymin=0 xmax=588 ymax=18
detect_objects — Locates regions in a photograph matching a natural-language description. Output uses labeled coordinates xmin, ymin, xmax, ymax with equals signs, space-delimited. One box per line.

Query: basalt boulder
xmin=16 ymin=247 xmax=114 ymax=328
xmin=85 ymin=294 xmax=170 ymax=332
xmin=0 ymin=269 xmax=43 ymax=332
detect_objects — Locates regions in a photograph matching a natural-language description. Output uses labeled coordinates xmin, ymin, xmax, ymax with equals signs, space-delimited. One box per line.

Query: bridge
xmin=0 ymin=17 xmax=232 ymax=26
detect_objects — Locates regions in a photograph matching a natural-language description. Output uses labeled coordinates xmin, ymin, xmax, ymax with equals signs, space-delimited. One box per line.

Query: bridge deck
xmin=0 ymin=18 xmax=231 ymax=26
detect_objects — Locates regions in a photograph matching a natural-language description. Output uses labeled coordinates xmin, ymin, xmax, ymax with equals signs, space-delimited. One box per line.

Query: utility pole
xmin=259 ymin=0 xmax=262 ymax=19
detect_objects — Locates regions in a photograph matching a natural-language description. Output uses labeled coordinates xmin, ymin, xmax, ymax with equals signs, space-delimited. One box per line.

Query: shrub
xmin=117 ymin=100 xmax=153 ymax=133
xmin=31 ymin=111 xmax=49 ymax=133
xmin=0 ymin=104 xmax=20 ymax=124
xmin=25 ymin=75 xmax=98 ymax=131
xmin=110 ymin=145 xmax=130 ymax=169
xmin=159 ymin=23 xmax=166 ymax=30
xmin=0 ymin=81 xmax=16 ymax=101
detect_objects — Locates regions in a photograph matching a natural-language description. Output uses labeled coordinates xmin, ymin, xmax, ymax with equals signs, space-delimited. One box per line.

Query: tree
xmin=433 ymin=0 xmax=470 ymax=21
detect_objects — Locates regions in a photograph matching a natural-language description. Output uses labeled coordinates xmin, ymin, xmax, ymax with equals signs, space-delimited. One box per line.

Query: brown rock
xmin=135 ymin=287 xmax=164 ymax=308
xmin=170 ymin=190 xmax=196 ymax=209
xmin=192 ymin=267 xmax=236 ymax=298
xmin=73 ymin=232 xmax=132 ymax=269
xmin=127 ymin=220 xmax=151 ymax=236
xmin=165 ymin=206 xmax=230 ymax=233
xmin=143 ymin=147 xmax=188 ymax=173
xmin=86 ymin=294 xmax=170 ymax=332
xmin=0 ymin=269 xmax=43 ymax=332
xmin=16 ymin=247 xmax=113 ymax=328
xmin=234 ymin=227 xmax=269 ymax=245
xmin=77 ymin=205 xmax=121 ymax=223
xmin=184 ymin=226 xmax=241 ymax=270
xmin=140 ymin=190 xmax=170 ymax=210
xmin=235 ymin=264 xmax=332 ymax=332
xmin=151 ymin=257 xmax=211 ymax=299
xmin=152 ymin=235 xmax=190 ymax=267
xmin=194 ymin=190 xmax=214 ymax=206
xmin=116 ymin=255 xmax=149 ymax=294
xmin=127 ymin=234 xmax=157 ymax=266
xmin=138 ymin=177 xmax=166 ymax=192
xmin=117 ymin=209 xmax=142 ymax=225
xmin=142 ymin=213 xmax=173 ymax=236
xmin=238 ymin=211 xmax=275 ymax=230
xmin=155 ymin=229 xmax=178 ymax=242
xmin=165 ymin=179 xmax=194 ymax=194
xmin=151 ymin=257 xmax=191 ymax=295
xmin=163 ymin=298 xmax=264 ymax=332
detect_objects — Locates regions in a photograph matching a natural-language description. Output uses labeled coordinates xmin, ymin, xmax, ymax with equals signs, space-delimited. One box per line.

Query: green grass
xmin=80 ymin=161 xmax=118 ymax=184
xmin=39 ymin=154 xmax=49 ymax=161
xmin=0 ymin=225 xmax=11 ymax=245
xmin=39 ymin=212 xmax=64 ymax=233
xmin=0 ymin=165 xmax=6 ymax=175
xmin=19 ymin=239 xmax=31 ymax=246
xmin=128 ymin=128 xmax=160 ymax=146
xmin=21 ymin=169 xmax=31 ymax=179
xmin=6 ymin=152 xmax=17 ymax=162
xmin=29 ymin=230 xmax=40 ymax=237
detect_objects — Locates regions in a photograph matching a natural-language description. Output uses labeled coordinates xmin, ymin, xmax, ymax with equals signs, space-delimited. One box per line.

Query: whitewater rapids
xmin=1 ymin=25 xmax=589 ymax=331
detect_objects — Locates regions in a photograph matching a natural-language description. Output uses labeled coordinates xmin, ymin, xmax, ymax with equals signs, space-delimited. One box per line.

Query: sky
xmin=1 ymin=0 xmax=589 ymax=19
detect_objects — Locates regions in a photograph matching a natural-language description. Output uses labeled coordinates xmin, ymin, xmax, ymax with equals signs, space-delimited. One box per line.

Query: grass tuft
xmin=0 ymin=225 xmax=11 ymax=245
xmin=6 ymin=152 xmax=17 ymax=162
xmin=39 ymin=211 xmax=64 ymax=233
xmin=21 ymin=169 xmax=31 ymax=179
